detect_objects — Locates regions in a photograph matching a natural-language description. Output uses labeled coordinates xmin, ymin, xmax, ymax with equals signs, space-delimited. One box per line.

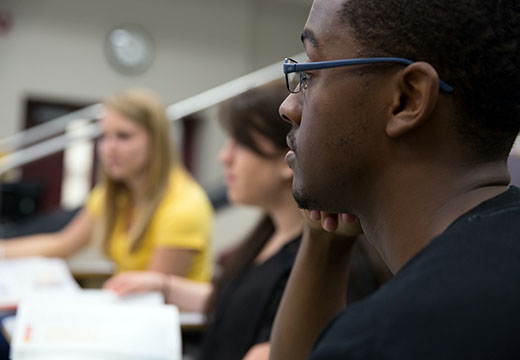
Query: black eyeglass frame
xmin=283 ymin=57 xmax=454 ymax=94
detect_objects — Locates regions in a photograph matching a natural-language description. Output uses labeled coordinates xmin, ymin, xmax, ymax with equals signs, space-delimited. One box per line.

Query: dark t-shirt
xmin=200 ymin=236 xmax=301 ymax=360
xmin=310 ymin=186 xmax=520 ymax=359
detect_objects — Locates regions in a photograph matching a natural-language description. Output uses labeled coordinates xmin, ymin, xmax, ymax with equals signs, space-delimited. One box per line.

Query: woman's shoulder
xmin=159 ymin=167 xmax=213 ymax=213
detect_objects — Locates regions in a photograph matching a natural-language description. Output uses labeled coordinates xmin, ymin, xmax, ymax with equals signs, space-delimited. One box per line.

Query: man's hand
xmin=302 ymin=209 xmax=363 ymax=237
xmin=270 ymin=211 xmax=360 ymax=360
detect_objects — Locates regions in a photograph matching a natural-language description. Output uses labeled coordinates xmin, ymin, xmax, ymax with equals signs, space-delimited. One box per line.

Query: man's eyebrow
xmin=300 ymin=29 xmax=319 ymax=48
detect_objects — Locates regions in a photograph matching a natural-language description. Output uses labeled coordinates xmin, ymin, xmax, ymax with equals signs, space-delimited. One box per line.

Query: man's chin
xmin=293 ymin=187 xmax=354 ymax=215
xmin=293 ymin=188 xmax=325 ymax=211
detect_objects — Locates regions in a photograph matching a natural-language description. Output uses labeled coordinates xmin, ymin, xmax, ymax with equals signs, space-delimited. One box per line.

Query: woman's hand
xmin=103 ymin=271 xmax=166 ymax=297
xmin=302 ymin=210 xmax=363 ymax=238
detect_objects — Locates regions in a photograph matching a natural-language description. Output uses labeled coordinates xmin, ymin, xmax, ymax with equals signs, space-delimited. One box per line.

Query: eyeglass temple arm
xmin=283 ymin=58 xmax=454 ymax=93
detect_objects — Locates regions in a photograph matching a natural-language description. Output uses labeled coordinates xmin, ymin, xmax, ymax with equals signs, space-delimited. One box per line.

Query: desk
xmin=179 ymin=312 xmax=206 ymax=330
xmin=68 ymin=257 xmax=115 ymax=288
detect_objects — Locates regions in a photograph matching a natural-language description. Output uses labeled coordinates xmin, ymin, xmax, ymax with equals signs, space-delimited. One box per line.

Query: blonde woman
xmin=0 ymin=89 xmax=213 ymax=282
xmin=105 ymin=81 xmax=303 ymax=360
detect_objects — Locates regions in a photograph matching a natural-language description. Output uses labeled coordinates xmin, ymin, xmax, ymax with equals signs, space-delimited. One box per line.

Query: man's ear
xmin=386 ymin=62 xmax=440 ymax=138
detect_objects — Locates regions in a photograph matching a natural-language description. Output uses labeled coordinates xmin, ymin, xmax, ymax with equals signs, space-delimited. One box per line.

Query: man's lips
xmin=285 ymin=150 xmax=295 ymax=168
xmin=286 ymin=135 xmax=295 ymax=151
xmin=285 ymin=133 xmax=296 ymax=168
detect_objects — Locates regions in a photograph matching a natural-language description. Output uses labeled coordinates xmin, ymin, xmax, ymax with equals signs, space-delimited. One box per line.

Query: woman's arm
xmin=146 ymin=247 xmax=196 ymax=276
xmin=1 ymin=208 xmax=95 ymax=258
xmin=269 ymin=211 xmax=361 ymax=360
xmin=164 ymin=274 xmax=212 ymax=311
xmin=103 ymin=271 xmax=212 ymax=312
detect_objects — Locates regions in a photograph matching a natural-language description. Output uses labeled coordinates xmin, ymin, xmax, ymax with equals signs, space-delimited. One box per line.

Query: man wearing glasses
xmin=271 ymin=0 xmax=520 ymax=359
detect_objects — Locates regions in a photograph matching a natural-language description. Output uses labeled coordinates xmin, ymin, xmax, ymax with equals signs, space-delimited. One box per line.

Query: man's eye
xmin=301 ymin=72 xmax=312 ymax=89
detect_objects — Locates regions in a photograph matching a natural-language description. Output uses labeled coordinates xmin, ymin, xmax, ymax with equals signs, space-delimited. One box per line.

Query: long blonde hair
xmin=98 ymin=89 xmax=177 ymax=253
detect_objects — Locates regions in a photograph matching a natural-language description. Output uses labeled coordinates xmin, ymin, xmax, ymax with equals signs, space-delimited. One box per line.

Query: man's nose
xmin=279 ymin=93 xmax=301 ymax=126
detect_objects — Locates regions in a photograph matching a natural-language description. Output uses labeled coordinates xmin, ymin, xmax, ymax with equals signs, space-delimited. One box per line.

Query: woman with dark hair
xmin=105 ymin=79 xmax=303 ymax=360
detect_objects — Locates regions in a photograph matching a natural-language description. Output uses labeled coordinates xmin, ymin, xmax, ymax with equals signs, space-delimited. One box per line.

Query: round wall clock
xmin=105 ymin=24 xmax=155 ymax=76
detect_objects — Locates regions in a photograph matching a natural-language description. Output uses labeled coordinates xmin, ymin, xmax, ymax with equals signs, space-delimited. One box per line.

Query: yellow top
xmin=86 ymin=168 xmax=213 ymax=282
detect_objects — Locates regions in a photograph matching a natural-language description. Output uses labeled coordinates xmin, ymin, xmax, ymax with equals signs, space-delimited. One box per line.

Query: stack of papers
xmin=0 ymin=257 xmax=182 ymax=360
xmin=11 ymin=291 xmax=181 ymax=360
xmin=0 ymin=257 xmax=80 ymax=311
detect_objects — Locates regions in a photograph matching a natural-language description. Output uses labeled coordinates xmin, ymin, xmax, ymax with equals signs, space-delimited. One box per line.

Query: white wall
xmin=0 ymin=0 xmax=312 ymax=263
xmin=0 ymin=0 xmax=312 ymax=138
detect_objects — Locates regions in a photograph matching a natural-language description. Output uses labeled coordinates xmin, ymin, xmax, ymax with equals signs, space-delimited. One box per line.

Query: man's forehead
xmin=307 ymin=0 xmax=344 ymax=27
xmin=303 ymin=0 xmax=358 ymax=58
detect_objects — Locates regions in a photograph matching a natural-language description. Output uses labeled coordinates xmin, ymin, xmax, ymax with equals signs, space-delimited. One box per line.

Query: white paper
xmin=1 ymin=258 xmax=181 ymax=359
xmin=10 ymin=294 xmax=181 ymax=360
xmin=0 ymin=257 xmax=80 ymax=310
xmin=27 ymin=289 xmax=165 ymax=307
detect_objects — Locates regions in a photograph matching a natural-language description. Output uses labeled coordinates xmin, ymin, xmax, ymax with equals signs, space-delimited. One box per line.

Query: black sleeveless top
xmin=199 ymin=235 xmax=301 ymax=360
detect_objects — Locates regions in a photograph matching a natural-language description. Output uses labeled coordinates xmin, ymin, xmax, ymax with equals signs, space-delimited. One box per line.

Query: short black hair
xmin=341 ymin=0 xmax=520 ymax=160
